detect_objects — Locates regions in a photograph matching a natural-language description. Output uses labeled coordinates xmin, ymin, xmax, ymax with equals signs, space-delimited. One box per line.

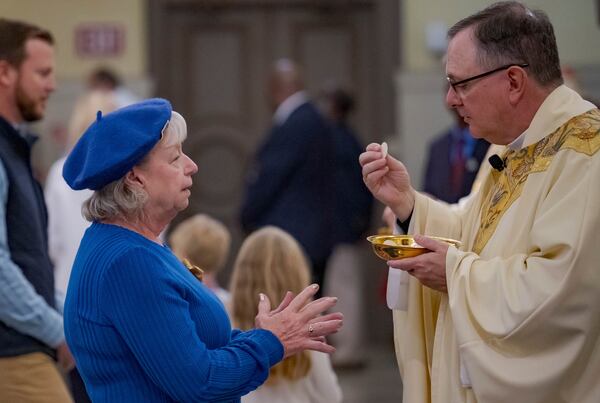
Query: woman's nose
xmin=185 ymin=154 xmax=198 ymax=175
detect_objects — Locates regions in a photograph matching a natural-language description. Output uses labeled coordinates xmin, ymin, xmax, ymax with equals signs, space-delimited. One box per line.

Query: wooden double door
xmin=150 ymin=0 xmax=398 ymax=285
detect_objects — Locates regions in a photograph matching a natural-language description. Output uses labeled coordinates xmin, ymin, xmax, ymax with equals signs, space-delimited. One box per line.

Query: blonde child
xmin=169 ymin=214 xmax=231 ymax=306
xmin=230 ymin=226 xmax=342 ymax=403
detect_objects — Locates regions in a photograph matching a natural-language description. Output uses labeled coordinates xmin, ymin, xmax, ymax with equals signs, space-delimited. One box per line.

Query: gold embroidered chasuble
xmin=393 ymin=86 xmax=600 ymax=403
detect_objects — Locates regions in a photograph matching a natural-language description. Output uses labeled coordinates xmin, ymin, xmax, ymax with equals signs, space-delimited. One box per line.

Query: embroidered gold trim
xmin=473 ymin=109 xmax=600 ymax=254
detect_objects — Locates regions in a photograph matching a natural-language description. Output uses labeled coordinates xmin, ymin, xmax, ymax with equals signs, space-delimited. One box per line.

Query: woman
xmin=62 ymin=98 xmax=343 ymax=402
xmin=230 ymin=226 xmax=342 ymax=403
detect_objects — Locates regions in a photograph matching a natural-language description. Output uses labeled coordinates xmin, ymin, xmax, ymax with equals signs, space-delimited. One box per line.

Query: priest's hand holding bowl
xmin=386 ymin=235 xmax=451 ymax=292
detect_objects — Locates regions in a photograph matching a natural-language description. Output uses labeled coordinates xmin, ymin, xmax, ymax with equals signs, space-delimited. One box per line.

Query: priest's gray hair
xmin=447 ymin=1 xmax=563 ymax=88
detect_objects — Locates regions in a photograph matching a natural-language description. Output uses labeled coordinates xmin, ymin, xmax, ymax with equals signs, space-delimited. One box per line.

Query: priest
xmin=360 ymin=2 xmax=600 ymax=402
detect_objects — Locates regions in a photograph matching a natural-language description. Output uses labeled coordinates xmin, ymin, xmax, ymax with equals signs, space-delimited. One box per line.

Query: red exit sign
xmin=75 ymin=23 xmax=125 ymax=57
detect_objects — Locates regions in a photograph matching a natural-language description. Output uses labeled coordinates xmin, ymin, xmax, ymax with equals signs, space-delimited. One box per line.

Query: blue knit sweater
xmin=64 ymin=222 xmax=283 ymax=402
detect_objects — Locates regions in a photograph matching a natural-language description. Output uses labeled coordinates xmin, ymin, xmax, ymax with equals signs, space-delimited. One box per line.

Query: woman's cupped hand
xmin=255 ymin=284 xmax=343 ymax=358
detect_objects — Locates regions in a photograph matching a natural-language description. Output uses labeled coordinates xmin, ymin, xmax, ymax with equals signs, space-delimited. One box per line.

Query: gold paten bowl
xmin=366 ymin=235 xmax=462 ymax=261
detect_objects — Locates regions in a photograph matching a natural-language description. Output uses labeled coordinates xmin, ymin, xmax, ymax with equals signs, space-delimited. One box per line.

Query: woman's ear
xmin=125 ymin=167 xmax=145 ymax=190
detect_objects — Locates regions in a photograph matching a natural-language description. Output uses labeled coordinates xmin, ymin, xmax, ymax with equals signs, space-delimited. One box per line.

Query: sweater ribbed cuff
xmin=252 ymin=329 xmax=284 ymax=366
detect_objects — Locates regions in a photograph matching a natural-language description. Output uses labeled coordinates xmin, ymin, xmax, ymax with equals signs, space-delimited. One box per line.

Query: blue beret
xmin=63 ymin=98 xmax=172 ymax=190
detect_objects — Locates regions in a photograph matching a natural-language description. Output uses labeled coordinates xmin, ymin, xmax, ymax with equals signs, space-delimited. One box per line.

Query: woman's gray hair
xmin=82 ymin=111 xmax=188 ymax=222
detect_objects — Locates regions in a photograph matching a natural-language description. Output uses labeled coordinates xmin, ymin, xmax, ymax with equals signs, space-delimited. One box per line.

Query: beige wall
xmin=0 ymin=0 xmax=150 ymax=177
xmin=396 ymin=0 xmax=600 ymax=189
xmin=403 ymin=0 xmax=600 ymax=72
xmin=0 ymin=0 xmax=147 ymax=79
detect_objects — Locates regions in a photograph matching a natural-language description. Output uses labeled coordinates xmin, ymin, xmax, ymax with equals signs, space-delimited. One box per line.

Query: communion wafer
xmin=381 ymin=141 xmax=388 ymax=158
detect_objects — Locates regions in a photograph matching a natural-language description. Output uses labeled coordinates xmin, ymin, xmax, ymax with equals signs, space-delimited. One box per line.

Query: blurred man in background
xmin=0 ymin=18 xmax=73 ymax=402
xmin=241 ymin=59 xmax=336 ymax=297
xmin=423 ymin=107 xmax=489 ymax=203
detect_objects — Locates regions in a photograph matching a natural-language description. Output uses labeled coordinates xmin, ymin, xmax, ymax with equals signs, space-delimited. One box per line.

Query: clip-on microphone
xmin=488 ymin=154 xmax=505 ymax=172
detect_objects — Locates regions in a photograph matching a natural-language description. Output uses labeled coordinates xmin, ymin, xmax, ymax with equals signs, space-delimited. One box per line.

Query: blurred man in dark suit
xmin=241 ymin=59 xmax=336 ymax=296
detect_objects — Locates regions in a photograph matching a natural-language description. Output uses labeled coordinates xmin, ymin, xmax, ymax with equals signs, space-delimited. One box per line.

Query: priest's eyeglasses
xmin=447 ymin=63 xmax=529 ymax=94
